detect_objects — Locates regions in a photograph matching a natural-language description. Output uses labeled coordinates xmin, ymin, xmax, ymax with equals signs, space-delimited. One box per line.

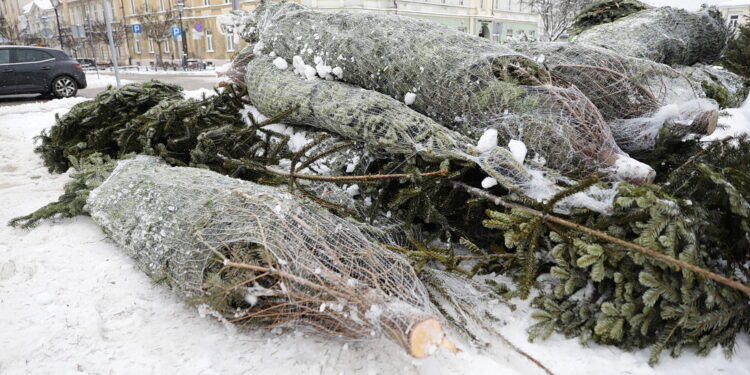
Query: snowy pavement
xmin=1 ymin=95 xmax=749 ymax=375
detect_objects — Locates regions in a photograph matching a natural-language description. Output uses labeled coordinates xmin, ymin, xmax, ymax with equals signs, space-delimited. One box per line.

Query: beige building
xmin=120 ymin=0 xmax=280 ymax=67
xmin=59 ymin=0 xmax=128 ymax=63
xmin=1 ymin=0 xmax=26 ymax=42
xmin=718 ymin=1 xmax=750 ymax=27
xmin=303 ymin=0 xmax=539 ymax=42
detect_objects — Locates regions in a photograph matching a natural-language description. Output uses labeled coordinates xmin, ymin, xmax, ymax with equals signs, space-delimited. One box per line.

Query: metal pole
xmin=101 ymin=0 xmax=121 ymax=87
xmin=178 ymin=8 xmax=188 ymax=69
xmin=53 ymin=7 xmax=64 ymax=49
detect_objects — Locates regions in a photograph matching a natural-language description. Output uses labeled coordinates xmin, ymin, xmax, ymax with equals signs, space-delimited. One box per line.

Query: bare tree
xmin=90 ymin=20 xmax=126 ymax=63
xmin=523 ymin=0 xmax=596 ymax=41
xmin=0 ymin=16 xmax=23 ymax=44
xmin=137 ymin=8 xmax=176 ymax=67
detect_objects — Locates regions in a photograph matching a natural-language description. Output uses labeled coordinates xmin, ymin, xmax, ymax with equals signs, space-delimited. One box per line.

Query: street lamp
xmin=50 ymin=0 xmax=65 ymax=50
xmin=176 ymin=1 xmax=189 ymax=70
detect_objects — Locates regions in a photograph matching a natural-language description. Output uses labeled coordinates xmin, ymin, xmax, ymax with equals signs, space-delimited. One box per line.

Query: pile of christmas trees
xmin=12 ymin=1 xmax=750 ymax=367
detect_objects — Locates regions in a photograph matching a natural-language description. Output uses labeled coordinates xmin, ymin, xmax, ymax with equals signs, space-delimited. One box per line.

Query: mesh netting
xmin=85 ymin=156 xmax=453 ymax=356
xmin=238 ymin=3 xmax=655 ymax=184
xmin=574 ymin=6 xmax=729 ymax=67
xmin=509 ymin=42 xmax=719 ymax=153
xmin=676 ymin=64 xmax=750 ymax=109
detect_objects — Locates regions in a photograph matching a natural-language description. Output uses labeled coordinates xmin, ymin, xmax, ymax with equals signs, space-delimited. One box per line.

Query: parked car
xmin=0 ymin=45 xmax=87 ymax=98
xmin=77 ymin=58 xmax=96 ymax=68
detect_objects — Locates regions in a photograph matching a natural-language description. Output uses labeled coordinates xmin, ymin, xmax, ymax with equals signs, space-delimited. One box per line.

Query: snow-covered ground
xmin=84 ymin=74 xmax=134 ymax=89
xmin=89 ymin=68 xmax=218 ymax=77
xmin=1 ymin=94 xmax=749 ymax=375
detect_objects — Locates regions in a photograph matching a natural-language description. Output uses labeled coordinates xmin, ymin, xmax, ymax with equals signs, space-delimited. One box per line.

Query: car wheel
xmin=51 ymin=76 xmax=78 ymax=98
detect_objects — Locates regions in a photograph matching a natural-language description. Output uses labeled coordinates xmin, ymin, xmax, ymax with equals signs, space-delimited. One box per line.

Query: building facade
xmin=21 ymin=0 xmax=59 ymax=47
xmin=59 ymin=0 xmax=128 ymax=63
xmin=302 ymin=0 xmax=540 ymax=42
xmin=119 ymin=0 xmax=276 ymax=67
xmin=718 ymin=1 xmax=750 ymax=28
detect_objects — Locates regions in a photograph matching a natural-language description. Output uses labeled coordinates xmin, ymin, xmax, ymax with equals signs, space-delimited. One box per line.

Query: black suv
xmin=0 ymin=46 xmax=87 ymax=98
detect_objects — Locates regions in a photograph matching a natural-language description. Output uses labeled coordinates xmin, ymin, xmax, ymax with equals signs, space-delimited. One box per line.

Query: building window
xmin=134 ymin=37 xmax=141 ymax=54
xmin=492 ymin=23 xmax=501 ymax=41
xmin=506 ymin=29 xmax=513 ymax=40
xmin=203 ymin=0 xmax=210 ymax=5
xmin=143 ymin=0 xmax=149 ymax=12
xmin=206 ymin=28 xmax=214 ymax=52
xmin=529 ymin=30 xmax=536 ymax=40
xmin=159 ymin=0 xmax=165 ymax=11
xmin=148 ymin=38 xmax=154 ymax=53
xmin=730 ymin=15 xmax=739 ymax=28
xmin=164 ymin=40 xmax=170 ymax=53
xmin=129 ymin=0 xmax=136 ymax=14
xmin=226 ymin=32 xmax=235 ymax=52
xmin=224 ymin=0 xmax=230 ymax=3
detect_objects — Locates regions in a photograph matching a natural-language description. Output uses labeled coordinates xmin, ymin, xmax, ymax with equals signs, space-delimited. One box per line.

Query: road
xmin=0 ymin=71 xmax=219 ymax=107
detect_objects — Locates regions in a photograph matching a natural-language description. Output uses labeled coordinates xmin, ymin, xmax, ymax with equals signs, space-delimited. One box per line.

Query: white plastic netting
xmin=237 ymin=2 xmax=655 ymax=185
xmin=574 ymin=6 xmax=730 ymax=67
xmin=510 ymin=42 xmax=720 ymax=153
xmin=85 ymin=156 xmax=451 ymax=356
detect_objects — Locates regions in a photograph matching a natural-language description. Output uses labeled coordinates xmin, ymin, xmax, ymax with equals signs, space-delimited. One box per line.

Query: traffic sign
xmin=191 ymin=31 xmax=203 ymax=40
xmin=132 ymin=24 xmax=141 ymax=34
xmin=171 ymin=26 xmax=182 ymax=37
xmin=194 ymin=22 xmax=203 ymax=32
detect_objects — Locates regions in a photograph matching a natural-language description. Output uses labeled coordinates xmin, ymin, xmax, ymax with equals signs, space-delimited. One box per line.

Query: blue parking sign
xmin=171 ymin=26 xmax=182 ymax=37
xmin=132 ymin=24 xmax=141 ymax=34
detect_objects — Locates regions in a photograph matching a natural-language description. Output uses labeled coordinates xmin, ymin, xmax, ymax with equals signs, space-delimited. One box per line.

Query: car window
xmin=0 ymin=50 xmax=9 ymax=65
xmin=13 ymin=49 xmax=54 ymax=64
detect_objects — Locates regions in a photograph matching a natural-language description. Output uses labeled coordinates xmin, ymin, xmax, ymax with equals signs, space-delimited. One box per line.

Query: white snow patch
xmin=346 ymin=184 xmax=360 ymax=197
xmin=404 ymin=92 xmax=417 ymax=106
xmin=703 ymin=94 xmax=750 ymax=140
xmin=476 ymin=129 xmax=498 ymax=153
xmin=508 ymin=140 xmax=527 ymax=164
xmin=481 ymin=177 xmax=498 ymax=189
xmin=272 ymin=57 xmax=289 ymax=70
xmin=613 ymin=156 xmax=656 ymax=182
xmin=332 ymin=66 xmax=343 ymax=79
xmin=303 ymin=65 xmax=318 ymax=81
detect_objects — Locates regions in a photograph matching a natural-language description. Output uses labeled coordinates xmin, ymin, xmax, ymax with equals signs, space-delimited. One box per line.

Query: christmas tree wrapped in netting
xmin=574 ymin=5 xmax=730 ymax=66
xmin=509 ymin=42 xmax=720 ymax=153
xmin=237 ymin=1 xmax=656 ymax=184
xmin=85 ymin=156 xmax=457 ymax=358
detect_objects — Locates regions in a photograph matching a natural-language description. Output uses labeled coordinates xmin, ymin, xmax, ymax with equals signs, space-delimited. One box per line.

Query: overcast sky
xmin=642 ymin=0 xmax=742 ymax=11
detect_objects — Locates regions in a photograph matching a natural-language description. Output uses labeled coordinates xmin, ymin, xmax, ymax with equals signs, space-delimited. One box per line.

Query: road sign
xmin=193 ymin=22 xmax=203 ymax=32
xmin=191 ymin=31 xmax=203 ymax=40
xmin=171 ymin=26 xmax=182 ymax=37
xmin=132 ymin=24 xmax=141 ymax=34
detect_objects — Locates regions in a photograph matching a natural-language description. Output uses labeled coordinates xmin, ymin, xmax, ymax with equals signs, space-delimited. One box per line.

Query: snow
xmin=84 ymin=74 xmax=134 ymax=89
xmin=613 ymin=156 xmax=656 ymax=182
xmin=1 ymin=96 xmax=749 ymax=375
xmin=404 ymin=92 xmax=417 ymax=106
xmin=508 ymin=140 xmax=527 ymax=164
xmin=184 ymin=88 xmax=218 ymax=100
xmin=273 ymin=57 xmax=289 ymax=70
xmin=481 ymin=177 xmax=498 ymax=189
xmin=345 ymin=184 xmax=360 ymax=197
xmin=332 ymin=66 xmax=344 ymax=79
xmin=476 ymin=128 xmax=498 ymax=153
xmin=703 ymin=94 xmax=750 ymax=141
xmin=304 ymin=66 xmax=318 ymax=81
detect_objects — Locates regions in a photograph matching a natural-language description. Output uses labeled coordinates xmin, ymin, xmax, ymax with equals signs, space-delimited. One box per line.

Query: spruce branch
xmin=454 ymin=181 xmax=750 ymax=296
